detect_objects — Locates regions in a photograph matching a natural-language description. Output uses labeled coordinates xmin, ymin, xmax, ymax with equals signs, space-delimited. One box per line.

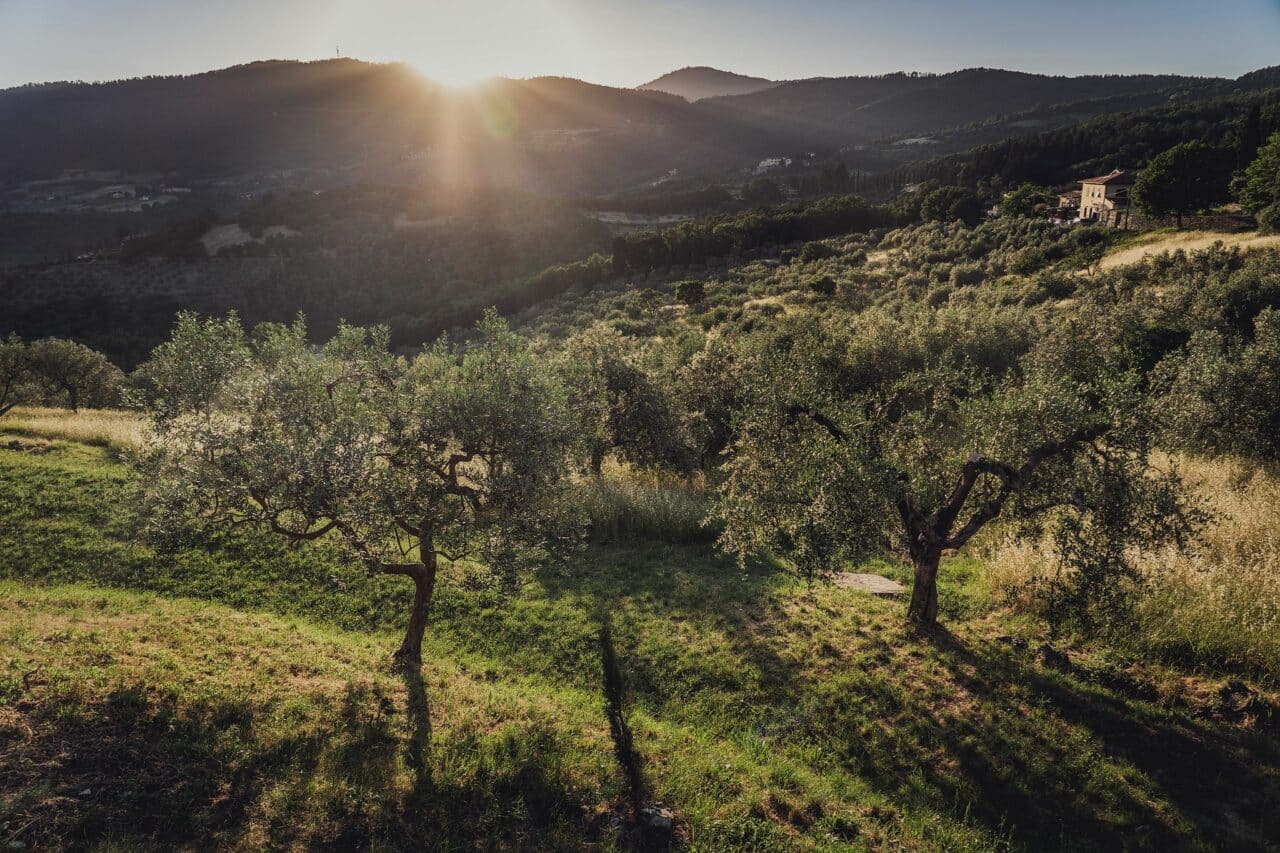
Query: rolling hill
xmin=694 ymin=68 xmax=1222 ymax=144
xmin=638 ymin=66 xmax=779 ymax=101
xmin=6 ymin=60 xmax=1277 ymax=194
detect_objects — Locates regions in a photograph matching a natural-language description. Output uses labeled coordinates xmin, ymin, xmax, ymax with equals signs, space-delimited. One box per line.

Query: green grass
xmin=3 ymin=441 xmax=1280 ymax=850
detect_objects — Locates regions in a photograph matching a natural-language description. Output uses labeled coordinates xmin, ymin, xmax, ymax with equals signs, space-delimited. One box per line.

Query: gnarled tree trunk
xmin=906 ymin=550 xmax=941 ymax=626
xmin=394 ymin=555 xmax=438 ymax=667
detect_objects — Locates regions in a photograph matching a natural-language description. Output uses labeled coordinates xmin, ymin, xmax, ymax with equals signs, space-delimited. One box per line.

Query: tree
xmin=1239 ymin=130 xmax=1280 ymax=215
xmin=27 ymin=338 xmax=124 ymax=411
xmin=1237 ymin=104 xmax=1264 ymax=171
xmin=137 ymin=312 xmax=578 ymax=667
xmin=717 ymin=316 xmax=1193 ymax=628
xmin=1133 ymin=141 xmax=1233 ymax=227
xmin=919 ymin=186 xmax=984 ymax=226
xmin=559 ymin=325 xmax=693 ymax=475
xmin=1152 ymin=308 xmax=1280 ymax=462
xmin=0 ymin=335 xmax=34 ymax=418
xmin=1001 ymin=183 xmax=1050 ymax=218
xmin=741 ymin=177 xmax=783 ymax=206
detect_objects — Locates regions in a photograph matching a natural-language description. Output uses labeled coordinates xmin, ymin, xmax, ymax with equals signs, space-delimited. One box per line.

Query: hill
xmin=1 ymin=435 xmax=1278 ymax=849
xmin=6 ymin=61 xmax=1274 ymax=193
xmin=696 ymin=68 xmax=1224 ymax=144
xmin=638 ymin=66 xmax=779 ymax=101
xmin=0 ymin=60 xmax=808 ymax=191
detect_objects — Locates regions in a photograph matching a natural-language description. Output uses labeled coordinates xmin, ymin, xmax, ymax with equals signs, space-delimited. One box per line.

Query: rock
xmin=832 ymin=573 xmax=906 ymax=597
xmin=640 ymin=805 xmax=674 ymax=832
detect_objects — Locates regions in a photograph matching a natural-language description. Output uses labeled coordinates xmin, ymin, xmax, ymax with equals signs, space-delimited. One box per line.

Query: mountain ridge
xmin=637 ymin=66 xmax=778 ymax=101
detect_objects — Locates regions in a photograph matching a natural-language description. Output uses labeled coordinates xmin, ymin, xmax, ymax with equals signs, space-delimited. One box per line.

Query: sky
xmin=2 ymin=0 xmax=1279 ymax=89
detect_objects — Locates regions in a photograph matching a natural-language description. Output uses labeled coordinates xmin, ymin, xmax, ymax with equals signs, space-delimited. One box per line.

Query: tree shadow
xmin=400 ymin=662 xmax=433 ymax=801
xmin=2 ymin=676 xmax=604 ymax=851
xmin=825 ymin=627 xmax=1280 ymax=851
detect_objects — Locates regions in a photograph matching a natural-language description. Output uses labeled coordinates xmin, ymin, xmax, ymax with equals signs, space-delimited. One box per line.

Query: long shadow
xmin=3 ymin=677 xmax=604 ymax=851
xmin=835 ymin=627 xmax=1280 ymax=851
xmin=400 ymin=663 xmax=433 ymax=801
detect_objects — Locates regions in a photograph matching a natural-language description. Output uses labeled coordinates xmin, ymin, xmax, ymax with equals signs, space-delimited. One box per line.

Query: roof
xmin=1059 ymin=190 xmax=1082 ymax=199
xmin=1081 ymin=169 xmax=1135 ymax=186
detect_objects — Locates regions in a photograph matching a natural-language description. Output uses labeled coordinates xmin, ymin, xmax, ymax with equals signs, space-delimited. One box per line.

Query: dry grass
xmin=983 ymin=454 xmax=1280 ymax=678
xmin=1099 ymin=230 xmax=1280 ymax=270
xmin=0 ymin=405 xmax=145 ymax=449
xmin=576 ymin=460 xmax=717 ymax=543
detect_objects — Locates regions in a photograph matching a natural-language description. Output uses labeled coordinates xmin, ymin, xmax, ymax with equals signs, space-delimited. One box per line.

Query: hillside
xmin=0 ymin=61 xmax=807 ymax=190
xmin=6 ymin=61 xmax=1274 ymax=193
xmin=639 ymin=66 xmax=779 ymax=101
xmin=697 ymin=68 xmax=1224 ymax=144
xmin=2 ymin=435 xmax=1278 ymax=850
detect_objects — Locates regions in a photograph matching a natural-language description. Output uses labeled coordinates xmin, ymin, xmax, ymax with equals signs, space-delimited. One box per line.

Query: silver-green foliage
xmin=136 ymin=310 xmax=579 ymax=663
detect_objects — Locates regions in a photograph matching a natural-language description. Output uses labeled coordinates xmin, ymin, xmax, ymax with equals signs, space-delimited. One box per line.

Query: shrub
xmin=809 ymin=276 xmax=837 ymax=296
xmin=799 ymin=241 xmax=838 ymax=263
xmin=675 ymin=280 xmax=706 ymax=306
xmin=1258 ymin=203 xmax=1280 ymax=234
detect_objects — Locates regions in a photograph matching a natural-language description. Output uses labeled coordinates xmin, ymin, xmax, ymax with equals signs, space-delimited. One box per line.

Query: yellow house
xmin=1078 ymin=169 xmax=1134 ymax=224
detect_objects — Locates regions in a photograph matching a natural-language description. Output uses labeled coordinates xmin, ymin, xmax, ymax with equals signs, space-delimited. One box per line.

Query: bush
xmin=1258 ymin=203 xmax=1280 ymax=234
xmin=949 ymin=264 xmax=985 ymax=287
xmin=675 ymin=280 xmax=706 ymax=306
xmin=799 ymin=241 xmax=838 ymax=263
xmin=809 ymin=276 xmax=837 ymax=296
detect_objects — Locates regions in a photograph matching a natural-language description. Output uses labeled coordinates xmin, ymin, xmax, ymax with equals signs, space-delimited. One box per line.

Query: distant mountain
xmin=0 ymin=61 xmax=808 ymax=190
xmin=638 ymin=67 xmax=778 ymax=102
xmin=3 ymin=61 xmax=1277 ymax=194
xmin=696 ymin=68 xmax=1224 ymax=144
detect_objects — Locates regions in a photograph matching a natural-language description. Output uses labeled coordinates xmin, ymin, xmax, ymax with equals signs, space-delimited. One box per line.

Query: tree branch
xmin=942 ymin=423 xmax=1108 ymax=550
xmin=785 ymin=405 xmax=847 ymax=442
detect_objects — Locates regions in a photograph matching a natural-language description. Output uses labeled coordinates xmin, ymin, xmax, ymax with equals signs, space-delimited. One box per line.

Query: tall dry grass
xmin=983 ymin=454 xmax=1280 ymax=678
xmin=0 ymin=405 xmax=145 ymax=449
xmin=576 ymin=460 xmax=717 ymax=544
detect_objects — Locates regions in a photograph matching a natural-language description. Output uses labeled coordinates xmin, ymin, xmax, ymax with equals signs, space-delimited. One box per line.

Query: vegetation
xmin=7 ymin=60 xmax=1280 ymax=850
xmin=2 ymin=434 xmax=1279 ymax=849
xmin=1132 ymin=141 xmax=1233 ymax=226
xmin=134 ymin=312 xmax=577 ymax=666
xmin=1240 ymin=129 xmax=1280 ymax=224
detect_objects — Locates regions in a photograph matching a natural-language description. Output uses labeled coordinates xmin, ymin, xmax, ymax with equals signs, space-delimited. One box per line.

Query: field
xmin=1099 ymin=229 xmax=1280 ymax=269
xmin=2 ymin=415 xmax=1279 ymax=850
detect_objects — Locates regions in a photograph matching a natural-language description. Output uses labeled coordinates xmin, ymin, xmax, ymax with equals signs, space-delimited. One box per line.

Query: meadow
xmin=1 ymin=413 xmax=1278 ymax=850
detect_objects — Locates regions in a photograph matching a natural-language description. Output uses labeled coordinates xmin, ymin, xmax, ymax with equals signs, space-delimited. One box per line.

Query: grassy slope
xmin=1099 ymin=229 xmax=1280 ymax=270
xmin=2 ymin=439 xmax=1279 ymax=850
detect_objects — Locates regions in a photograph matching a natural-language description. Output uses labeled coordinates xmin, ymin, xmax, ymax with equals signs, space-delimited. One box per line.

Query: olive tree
xmin=1152 ymin=307 xmax=1280 ymax=462
xmin=27 ymin=338 xmax=125 ymax=411
xmin=560 ymin=324 xmax=693 ymax=475
xmin=0 ymin=335 xmax=34 ymax=418
xmin=137 ymin=311 xmax=578 ymax=666
xmin=718 ymin=315 xmax=1194 ymax=627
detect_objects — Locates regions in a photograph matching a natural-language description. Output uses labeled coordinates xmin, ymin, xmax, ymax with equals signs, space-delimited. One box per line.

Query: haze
xmin=3 ymin=0 xmax=1280 ymax=88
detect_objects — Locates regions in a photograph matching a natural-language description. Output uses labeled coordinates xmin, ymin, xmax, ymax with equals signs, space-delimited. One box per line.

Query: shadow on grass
xmin=819 ymin=626 xmax=1280 ymax=851
xmin=1 ymin=674 xmax=600 ymax=850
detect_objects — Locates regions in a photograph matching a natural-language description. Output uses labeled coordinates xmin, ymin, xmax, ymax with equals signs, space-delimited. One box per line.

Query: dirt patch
xmin=832 ymin=573 xmax=905 ymax=596
xmin=0 ymin=436 xmax=53 ymax=454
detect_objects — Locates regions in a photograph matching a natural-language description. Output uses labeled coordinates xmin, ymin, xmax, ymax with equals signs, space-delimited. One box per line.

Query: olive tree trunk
xmin=394 ymin=556 xmax=438 ymax=667
xmin=906 ymin=550 xmax=941 ymax=626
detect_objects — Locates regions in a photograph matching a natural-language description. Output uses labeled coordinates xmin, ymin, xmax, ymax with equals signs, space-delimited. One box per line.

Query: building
xmin=1078 ymin=169 xmax=1135 ymax=227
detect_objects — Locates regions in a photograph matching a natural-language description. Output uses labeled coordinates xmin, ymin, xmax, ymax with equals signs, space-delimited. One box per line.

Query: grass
xmin=983 ymin=454 xmax=1280 ymax=681
xmin=578 ymin=461 xmax=718 ymax=544
xmin=1099 ymin=229 xmax=1280 ymax=270
xmin=3 ymin=438 xmax=1280 ymax=849
xmin=0 ymin=406 xmax=144 ymax=450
